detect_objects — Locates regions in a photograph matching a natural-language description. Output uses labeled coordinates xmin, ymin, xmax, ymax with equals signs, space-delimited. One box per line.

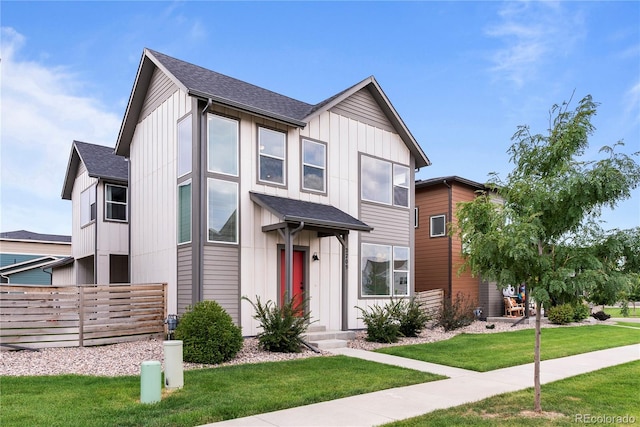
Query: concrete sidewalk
xmin=200 ymin=344 xmax=640 ymax=427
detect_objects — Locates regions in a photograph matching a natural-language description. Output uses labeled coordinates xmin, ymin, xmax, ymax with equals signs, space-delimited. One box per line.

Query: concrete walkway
xmin=200 ymin=344 xmax=640 ymax=427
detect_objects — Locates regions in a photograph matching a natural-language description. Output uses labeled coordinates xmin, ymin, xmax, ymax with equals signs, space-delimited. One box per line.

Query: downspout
xmin=443 ymin=179 xmax=452 ymax=302
xmin=94 ymin=182 xmax=98 ymax=284
xmin=127 ymin=157 xmax=132 ymax=283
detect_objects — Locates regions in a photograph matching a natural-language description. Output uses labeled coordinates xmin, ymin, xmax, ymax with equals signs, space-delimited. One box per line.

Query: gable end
xmin=330 ymin=87 xmax=394 ymax=132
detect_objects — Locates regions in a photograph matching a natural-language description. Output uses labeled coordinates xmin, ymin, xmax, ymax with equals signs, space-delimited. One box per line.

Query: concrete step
xmin=302 ymin=329 xmax=355 ymax=342
xmin=305 ymin=325 xmax=327 ymax=333
xmin=311 ymin=339 xmax=349 ymax=350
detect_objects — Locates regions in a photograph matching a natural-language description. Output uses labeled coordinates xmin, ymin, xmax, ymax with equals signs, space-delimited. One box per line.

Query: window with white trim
xmin=258 ymin=127 xmax=286 ymax=185
xmin=361 ymin=243 xmax=410 ymax=297
xmin=361 ymin=155 xmax=410 ymax=208
xmin=81 ymin=185 xmax=96 ymax=226
xmin=207 ymin=178 xmax=238 ymax=244
xmin=178 ymin=181 xmax=191 ymax=244
xmin=208 ymin=114 xmax=238 ymax=176
xmin=430 ymin=215 xmax=446 ymax=237
xmin=302 ymin=139 xmax=326 ymax=192
xmin=105 ymin=184 xmax=127 ymax=222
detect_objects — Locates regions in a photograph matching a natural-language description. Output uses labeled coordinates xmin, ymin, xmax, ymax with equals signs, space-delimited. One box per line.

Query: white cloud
xmin=485 ymin=1 xmax=586 ymax=87
xmin=0 ymin=27 xmax=121 ymax=234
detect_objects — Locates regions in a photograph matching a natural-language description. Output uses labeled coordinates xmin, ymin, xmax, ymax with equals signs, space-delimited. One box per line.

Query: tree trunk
xmin=534 ymin=300 xmax=542 ymax=412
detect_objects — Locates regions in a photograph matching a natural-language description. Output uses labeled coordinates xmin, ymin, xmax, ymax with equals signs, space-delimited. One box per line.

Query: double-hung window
xmin=361 ymin=243 xmax=410 ymax=297
xmin=258 ymin=127 xmax=286 ymax=185
xmin=361 ymin=155 xmax=410 ymax=208
xmin=430 ymin=215 xmax=446 ymax=237
xmin=302 ymin=139 xmax=326 ymax=192
xmin=177 ymin=115 xmax=192 ymax=244
xmin=105 ymin=184 xmax=127 ymax=221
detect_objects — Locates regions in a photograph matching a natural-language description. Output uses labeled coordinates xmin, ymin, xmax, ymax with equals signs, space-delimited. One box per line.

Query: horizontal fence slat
xmin=0 ymin=283 xmax=166 ymax=350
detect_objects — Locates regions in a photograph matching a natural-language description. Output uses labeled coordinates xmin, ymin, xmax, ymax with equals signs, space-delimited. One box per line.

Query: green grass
xmin=0 ymin=355 xmax=443 ymax=427
xmin=376 ymin=325 xmax=640 ymax=371
xmin=384 ymin=360 xmax=640 ymax=427
xmin=604 ymin=306 xmax=640 ymax=318
xmin=616 ymin=321 xmax=640 ymax=329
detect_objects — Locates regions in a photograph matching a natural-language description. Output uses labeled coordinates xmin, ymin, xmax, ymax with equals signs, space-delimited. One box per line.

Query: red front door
xmin=280 ymin=249 xmax=305 ymax=312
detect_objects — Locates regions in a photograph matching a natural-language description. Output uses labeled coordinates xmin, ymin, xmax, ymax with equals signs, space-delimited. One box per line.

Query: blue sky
xmin=1 ymin=1 xmax=638 ymax=236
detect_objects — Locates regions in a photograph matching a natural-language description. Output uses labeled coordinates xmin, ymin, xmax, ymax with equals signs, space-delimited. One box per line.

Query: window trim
xmin=430 ymin=214 xmax=447 ymax=237
xmin=104 ymin=183 xmax=128 ymax=223
xmin=301 ymin=138 xmax=327 ymax=194
xmin=360 ymin=242 xmax=410 ymax=298
xmin=258 ymin=126 xmax=287 ymax=187
xmin=81 ymin=184 xmax=96 ymax=227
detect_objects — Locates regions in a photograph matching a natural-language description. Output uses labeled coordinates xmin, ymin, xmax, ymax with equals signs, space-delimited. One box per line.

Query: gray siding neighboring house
xmin=0 ymin=230 xmax=71 ymax=285
xmin=115 ymin=48 xmax=430 ymax=334
xmin=58 ymin=141 xmax=130 ymax=285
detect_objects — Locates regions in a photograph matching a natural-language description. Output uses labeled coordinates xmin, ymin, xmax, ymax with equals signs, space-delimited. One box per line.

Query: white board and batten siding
xmin=71 ymin=162 xmax=97 ymax=259
xmin=129 ymin=71 xmax=189 ymax=315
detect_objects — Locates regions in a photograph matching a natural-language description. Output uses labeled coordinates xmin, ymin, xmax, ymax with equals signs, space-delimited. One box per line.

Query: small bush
xmin=592 ymin=310 xmax=611 ymax=321
xmin=434 ymin=292 xmax=476 ymax=332
xmin=243 ymin=295 xmax=311 ymax=353
xmin=389 ymin=297 xmax=431 ymax=337
xmin=572 ymin=302 xmax=590 ymax=322
xmin=174 ymin=300 xmax=243 ymax=364
xmin=547 ymin=303 xmax=574 ymax=325
xmin=356 ymin=303 xmax=401 ymax=343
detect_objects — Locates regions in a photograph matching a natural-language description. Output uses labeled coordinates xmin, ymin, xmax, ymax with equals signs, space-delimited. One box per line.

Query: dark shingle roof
xmin=61 ymin=141 xmax=128 ymax=200
xmin=0 ymin=230 xmax=71 ymax=243
xmin=148 ymin=49 xmax=314 ymax=125
xmin=250 ymin=192 xmax=372 ymax=232
xmin=416 ymin=176 xmax=487 ymax=191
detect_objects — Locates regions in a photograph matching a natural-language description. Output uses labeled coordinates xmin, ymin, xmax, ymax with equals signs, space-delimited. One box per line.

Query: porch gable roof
xmin=249 ymin=192 xmax=372 ymax=233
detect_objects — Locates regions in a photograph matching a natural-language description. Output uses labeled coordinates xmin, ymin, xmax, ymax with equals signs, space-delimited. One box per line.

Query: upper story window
xmin=208 ymin=114 xmax=238 ymax=176
xmin=302 ymin=139 xmax=326 ymax=193
xmin=177 ymin=115 xmax=192 ymax=178
xmin=105 ymin=184 xmax=127 ymax=222
xmin=80 ymin=185 xmax=96 ymax=226
xmin=430 ymin=214 xmax=446 ymax=237
xmin=258 ymin=127 xmax=286 ymax=185
xmin=361 ymin=155 xmax=410 ymax=208
xmin=208 ymin=178 xmax=238 ymax=244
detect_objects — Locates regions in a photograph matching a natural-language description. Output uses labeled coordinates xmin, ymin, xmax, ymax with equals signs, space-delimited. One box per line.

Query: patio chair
xmin=504 ymin=297 xmax=525 ymax=317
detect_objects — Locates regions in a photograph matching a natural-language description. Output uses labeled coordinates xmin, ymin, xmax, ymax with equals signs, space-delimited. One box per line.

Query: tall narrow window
xmin=177 ymin=115 xmax=192 ymax=177
xmin=208 ymin=114 xmax=238 ymax=176
xmin=393 ymin=247 xmax=410 ymax=296
xmin=393 ymin=165 xmax=410 ymax=207
xmin=361 ymin=156 xmax=391 ymax=204
xmin=81 ymin=185 xmax=96 ymax=226
xmin=178 ymin=182 xmax=191 ymax=244
xmin=105 ymin=184 xmax=127 ymax=221
xmin=208 ymin=178 xmax=238 ymax=243
xmin=258 ymin=127 xmax=286 ymax=185
xmin=302 ymin=139 xmax=326 ymax=192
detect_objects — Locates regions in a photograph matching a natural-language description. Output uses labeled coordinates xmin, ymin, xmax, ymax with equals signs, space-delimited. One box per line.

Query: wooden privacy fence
xmin=0 ymin=283 xmax=166 ymax=350
xmin=415 ymin=289 xmax=444 ymax=314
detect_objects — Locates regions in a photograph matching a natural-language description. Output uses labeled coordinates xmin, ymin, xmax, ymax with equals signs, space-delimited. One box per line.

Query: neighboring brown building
xmin=414 ymin=176 xmax=503 ymax=317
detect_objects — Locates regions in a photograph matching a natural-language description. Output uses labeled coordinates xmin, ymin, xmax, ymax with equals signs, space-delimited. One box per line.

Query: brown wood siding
xmin=330 ymin=88 xmax=395 ymax=132
xmin=202 ymin=245 xmax=239 ymax=324
xmin=177 ymin=246 xmax=192 ymax=314
xmin=414 ymin=185 xmax=449 ymax=294
xmin=139 ymin=68 xmax=178 ymax=122
xmin=450 ymin=183 xmax=481 ymax=303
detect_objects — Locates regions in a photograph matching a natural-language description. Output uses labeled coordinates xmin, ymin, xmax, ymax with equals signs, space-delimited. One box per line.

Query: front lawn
xmin=384 ymin=360 xmax=640 ymax=427
xmin=376 ymin=324 xmax=640 ymax=371
xmin=0 ymin=355 xmax=443 ymax=427
xmin=604 ymin=306 xmax=640 ymax=318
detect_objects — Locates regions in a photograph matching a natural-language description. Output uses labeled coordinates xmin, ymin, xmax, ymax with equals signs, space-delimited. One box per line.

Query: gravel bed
xmin=1 ymin=319 xmax=594 ymax=377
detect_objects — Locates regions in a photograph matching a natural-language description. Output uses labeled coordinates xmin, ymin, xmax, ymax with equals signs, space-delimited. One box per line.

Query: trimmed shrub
xmin=572 ymin=302 xmax=590 ymax=322
xmin=356 ymin=303 xmax=401 ymax=343
xmin=243 ymin=295 xmax=311 ymax=353
xmin=547 ymin=303 xmax=574 ymax=325
xmin=174 ymin=300 xmax=243 ymax=364
xmin=434 ymin=292 xmax=476 ymax=332
xmin=389 ymin=297 xmax=431 ymax=337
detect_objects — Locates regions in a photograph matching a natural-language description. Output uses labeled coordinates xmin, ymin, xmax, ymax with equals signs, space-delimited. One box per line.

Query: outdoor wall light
xmin=312 ymin=252 xmax=320 ymax=261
